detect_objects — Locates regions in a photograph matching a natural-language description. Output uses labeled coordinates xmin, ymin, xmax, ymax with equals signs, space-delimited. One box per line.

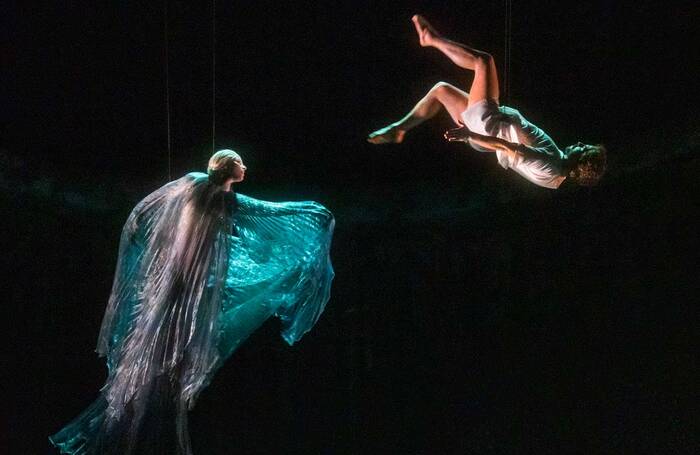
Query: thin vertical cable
xmin=211 ymin=0 xmax=216 ymax=154
xmin=164 ymin=0 xmax=172 ymax=180
xmin=503 ymin=0 xmax=513 ymax=103
xmin=508 ymin=0 xmax=512 ymax=101
xmin=503 ymin=0 xmax=512 ymax=104
xmin=503 ymin=0 xmax=507 ymax=103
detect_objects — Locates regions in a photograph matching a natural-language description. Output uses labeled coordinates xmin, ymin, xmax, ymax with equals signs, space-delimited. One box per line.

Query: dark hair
xmin=568 ymin=144 xmax=607 ymax=187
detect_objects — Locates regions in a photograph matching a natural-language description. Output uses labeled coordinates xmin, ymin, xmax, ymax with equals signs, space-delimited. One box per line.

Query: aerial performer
xmin=50 ymin=150 xmax=335 ymax=454
xmin=368 ymin=15 xmax=607 ymax=188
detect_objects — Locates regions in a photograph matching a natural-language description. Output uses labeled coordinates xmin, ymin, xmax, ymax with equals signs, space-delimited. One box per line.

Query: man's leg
xmin=367 ymin=82 xmax=469 ymax=144
xmin=412 ymin=15 xmax=499 ymax=104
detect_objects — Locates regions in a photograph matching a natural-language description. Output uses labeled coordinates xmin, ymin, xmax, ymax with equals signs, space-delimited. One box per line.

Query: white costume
xmin=461 ymin=99 xmax=566 ymax=189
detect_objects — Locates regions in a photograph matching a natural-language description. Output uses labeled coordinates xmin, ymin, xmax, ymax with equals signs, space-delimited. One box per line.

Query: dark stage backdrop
xmin=3 ymin=1 xmax=698 ymax=453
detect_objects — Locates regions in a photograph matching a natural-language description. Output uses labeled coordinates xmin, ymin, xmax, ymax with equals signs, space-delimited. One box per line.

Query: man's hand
xmin=444 ymin=126 xmax=472 ymax=143
xmin=444 ymin=127 xmax=520 ymax=156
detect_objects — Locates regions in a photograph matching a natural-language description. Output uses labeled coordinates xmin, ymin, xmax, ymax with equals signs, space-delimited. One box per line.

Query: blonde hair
xmin=207 ymin=149 xmax=241 ymax=185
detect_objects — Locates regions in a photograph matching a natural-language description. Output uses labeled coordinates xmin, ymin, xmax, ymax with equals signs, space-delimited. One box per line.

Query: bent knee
xmin=431 ymin=81 xmax=458 ymax=96
xmin=430 ymin=82 xmax=468 ymax=104
xmin=474 ymin=52 xmax=493 ymax=70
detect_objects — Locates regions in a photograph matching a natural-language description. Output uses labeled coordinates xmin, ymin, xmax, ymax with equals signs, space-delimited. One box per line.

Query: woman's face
xmin=230 ymin=158 xmax=247 ymax=183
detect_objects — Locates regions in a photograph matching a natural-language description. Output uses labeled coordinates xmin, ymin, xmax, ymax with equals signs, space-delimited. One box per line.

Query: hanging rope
xmin=163 ymin=1 xmax=216 ymax=177
xmin=164 ymin=0 xmax=172 ymax=180
xmin=503 ymin=0 xmax=512 ymax=104
xmin=211 ymin=0 xmax=216 ymax=155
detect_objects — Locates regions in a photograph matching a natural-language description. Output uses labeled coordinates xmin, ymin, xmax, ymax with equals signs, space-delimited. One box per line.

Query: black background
xmin=3 ymin=0 xmax=699 ymax=453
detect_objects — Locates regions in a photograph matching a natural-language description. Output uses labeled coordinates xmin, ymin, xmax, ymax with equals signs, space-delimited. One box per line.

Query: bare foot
xmin=367 ymin=125 xmax=406 ymax=144
xmin=412 ymin=14 xmax=440 ymax=47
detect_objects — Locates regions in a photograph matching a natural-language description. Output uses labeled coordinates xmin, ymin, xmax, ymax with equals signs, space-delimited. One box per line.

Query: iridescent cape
xmin=50 ymin=173 xmax=334 ymax=454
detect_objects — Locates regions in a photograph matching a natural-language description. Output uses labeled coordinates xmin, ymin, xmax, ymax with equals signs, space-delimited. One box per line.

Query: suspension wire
xmin=164 ymin=0 xmax=172 ymax=180
xmin=508 ymin=0 xmax=512 ymax=100
xmin=503 ymin=0 xmax=512 ymax=104
xmin=502 ymin=0 xmax=506 ymax=102
xmin=211 ymin=0 xmax=216 ymax=155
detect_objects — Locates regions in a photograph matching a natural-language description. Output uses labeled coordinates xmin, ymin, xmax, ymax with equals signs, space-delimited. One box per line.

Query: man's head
xmin=565 ymin=143 xmax=607 ymax=187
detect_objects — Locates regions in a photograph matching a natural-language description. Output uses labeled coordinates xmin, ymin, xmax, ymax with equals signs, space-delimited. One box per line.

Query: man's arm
xmin=444 ymin=126 xmax=537 ymax=162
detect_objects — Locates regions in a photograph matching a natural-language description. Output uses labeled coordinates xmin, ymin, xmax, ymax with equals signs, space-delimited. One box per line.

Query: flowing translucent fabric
xmin=50 ymin=173 xmax=334 ymax=454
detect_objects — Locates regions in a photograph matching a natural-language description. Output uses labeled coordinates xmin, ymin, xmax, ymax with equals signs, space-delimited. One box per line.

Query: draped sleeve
xmin=52 ymin=172 xmax=236 ymax=455
xmin=95 ymin=176 xmax=186 ymax=371
xmin=224 ymin=193 xmax=335 ymax=346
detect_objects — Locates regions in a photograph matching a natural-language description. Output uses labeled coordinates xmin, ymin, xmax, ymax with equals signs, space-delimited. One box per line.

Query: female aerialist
xmin=50 ymin=150 xmax=335 ymax=454
xmin=368 ymin=15 xmax=607 ymax=188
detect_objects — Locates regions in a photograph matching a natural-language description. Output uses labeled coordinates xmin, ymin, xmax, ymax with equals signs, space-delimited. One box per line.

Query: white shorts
xmin=459 ymin=99 xmax=517 ymax=153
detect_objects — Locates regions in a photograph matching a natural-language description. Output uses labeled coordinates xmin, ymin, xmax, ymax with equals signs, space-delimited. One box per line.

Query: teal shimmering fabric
xmin=49 ymin=173 xmax=334 ymax=454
